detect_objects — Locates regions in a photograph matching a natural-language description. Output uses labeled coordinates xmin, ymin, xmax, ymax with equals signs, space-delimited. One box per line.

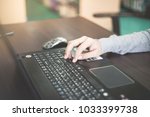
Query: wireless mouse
xmin=43 ymin=37 xmax=67 ymax=49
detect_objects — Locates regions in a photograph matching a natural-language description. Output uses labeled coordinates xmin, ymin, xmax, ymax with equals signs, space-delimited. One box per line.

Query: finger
xmin=64 ymin=36 xmax=87 ymax=59
xmin=73 ymin=39 xmax=92 ymax=62
xmin=79 ymin=49 xmax=99 ymax=60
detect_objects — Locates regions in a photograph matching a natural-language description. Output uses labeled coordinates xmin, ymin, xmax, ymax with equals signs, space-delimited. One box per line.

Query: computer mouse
xmin=42 ymin=37 xmax=67 ymax=49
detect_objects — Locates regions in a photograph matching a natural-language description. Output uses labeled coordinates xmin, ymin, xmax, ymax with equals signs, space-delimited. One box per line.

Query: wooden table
xmin=0 ymin=17 xmax=149 ymax=99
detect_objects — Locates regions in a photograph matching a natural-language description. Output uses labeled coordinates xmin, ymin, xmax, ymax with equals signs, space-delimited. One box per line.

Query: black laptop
xmin=18 ymin=48 xmax=150 ymax=100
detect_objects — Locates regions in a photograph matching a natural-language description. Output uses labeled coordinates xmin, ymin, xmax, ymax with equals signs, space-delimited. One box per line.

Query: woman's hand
xmin=64 ymin=36 xmax=102 ymax=62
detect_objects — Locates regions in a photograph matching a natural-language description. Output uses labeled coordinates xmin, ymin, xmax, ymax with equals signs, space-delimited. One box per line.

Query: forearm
xmin=99 ymin=29 xmax=150 ymax=55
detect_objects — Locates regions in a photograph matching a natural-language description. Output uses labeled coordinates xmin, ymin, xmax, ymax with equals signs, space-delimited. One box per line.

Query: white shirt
xmin=99 ymin=29 xmax=150 ymax=55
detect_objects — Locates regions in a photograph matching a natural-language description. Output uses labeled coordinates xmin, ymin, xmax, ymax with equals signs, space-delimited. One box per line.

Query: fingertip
xmin=64 ymin=54 xmax=67 ymax=59
xmin=72 ymin=58 xmax=77 ymax=63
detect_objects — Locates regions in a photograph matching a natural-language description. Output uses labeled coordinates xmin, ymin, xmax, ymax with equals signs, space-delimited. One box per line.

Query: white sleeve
xmin=99 ymin=29 xmax=150 ymax=55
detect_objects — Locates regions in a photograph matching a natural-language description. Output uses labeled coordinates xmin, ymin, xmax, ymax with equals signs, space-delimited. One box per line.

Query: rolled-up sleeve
xmin=99 ymin=29 xmax=150 ymax=55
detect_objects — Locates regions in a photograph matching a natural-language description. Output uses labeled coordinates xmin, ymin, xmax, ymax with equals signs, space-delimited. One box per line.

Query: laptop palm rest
xmin=90 ymin=65 xmax=134 ymax=89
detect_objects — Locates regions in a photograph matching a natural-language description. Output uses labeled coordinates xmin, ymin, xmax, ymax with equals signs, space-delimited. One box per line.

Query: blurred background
xmin=0 ymin=0 xmax=150 ymax=35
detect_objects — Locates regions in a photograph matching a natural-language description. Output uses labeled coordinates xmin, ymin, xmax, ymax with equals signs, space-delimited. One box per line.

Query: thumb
xmin=78 ymin=50 xmax=98 ymax=60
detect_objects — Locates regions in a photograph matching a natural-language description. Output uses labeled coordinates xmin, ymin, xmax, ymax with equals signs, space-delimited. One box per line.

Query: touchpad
xmin=90 ymin=65 xmax=134 ymax=89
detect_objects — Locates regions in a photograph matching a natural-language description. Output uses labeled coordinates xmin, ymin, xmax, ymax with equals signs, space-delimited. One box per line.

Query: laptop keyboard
xmin=32 ymin=49 xmax=112 ymax=100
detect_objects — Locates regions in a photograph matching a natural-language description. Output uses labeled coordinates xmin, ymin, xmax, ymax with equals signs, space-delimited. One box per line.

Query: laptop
xmin=18 ymin=48 xmax=150 ymax=100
